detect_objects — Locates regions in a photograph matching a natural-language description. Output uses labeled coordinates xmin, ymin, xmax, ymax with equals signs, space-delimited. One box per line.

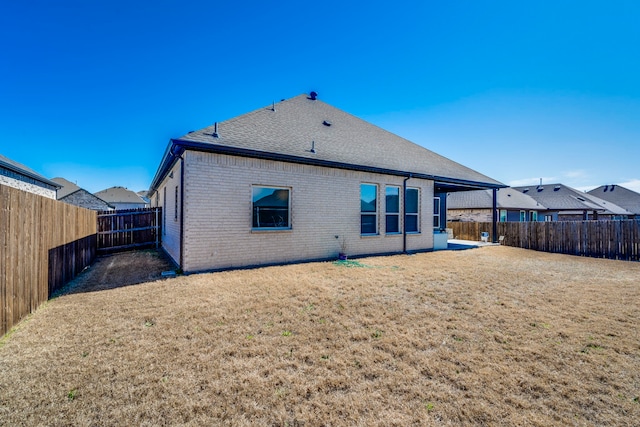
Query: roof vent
xmin=308 ymin=91 xmax=318 ymax=100
xmin=204 ymin=122 xmax=220 ymax=138
xmin=523 ymin=188 xmax=530 ymax=193
xmin=603 ymin=185 xmax=608 ymax=192
xmin=554 ymin=185 xmax=561 ymax=191
xmin=537 ymin=186 xmax=544 ymax=192
xmin=577 ymin=196 xmax=586 ymax=202
xmin=322 ymin=120 xmax=332 ymax=127
xmin=610 ymin=185 xmax=615 ymax=191
xmin=309 ymin=141 xmax=316 ymax=154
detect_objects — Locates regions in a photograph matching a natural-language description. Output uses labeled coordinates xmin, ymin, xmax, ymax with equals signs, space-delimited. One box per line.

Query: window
xmin=385 ymin=186 xmax=400 ymax=233
xmin=252 ymin=186 xmax=290 ymax=229
xmin=530 ymin=211 xmax=538 ymax=221
xmin=174 ymin=186 xmax=179 ymax=221
xmin=433 ymin=197 xmax=441 ymax=229
xmin=545 ymin=215 xmax=553 ymax=222
xmin=500 ymin=209 xmax=507 ymax=222
xmin=361 ymin=184 xmax=378 ymax=234
xmin=405 ymin=188 xmax=419 ymax=233
xmin=520 ymin=210 xmax=526 ymax=222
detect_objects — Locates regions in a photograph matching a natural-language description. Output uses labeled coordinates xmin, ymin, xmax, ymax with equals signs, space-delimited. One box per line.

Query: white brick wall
xmin=176 ymin=151 xmax=434 ymax=272
xmin=152 ymin=160 xmax=183 ymax=265
xmin=0 ymin=176 xmax=56 ymax=199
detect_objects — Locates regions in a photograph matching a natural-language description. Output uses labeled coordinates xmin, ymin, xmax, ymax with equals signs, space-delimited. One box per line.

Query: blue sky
xmin=2 ymin=1 xmax=639 ymax=193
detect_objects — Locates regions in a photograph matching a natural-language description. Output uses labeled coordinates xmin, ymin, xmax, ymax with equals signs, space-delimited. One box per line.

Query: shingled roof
xmin=0 ymin=153 xmax=60 ymax=189
xmin=513 ymin=183 xmax=632 ymax=215
xmin=151 ymin=94 xmax=503 ymax=192
xmin=95 ymin=186 xmax=147 ymax=204
xmin=587 ymin=185 xmax=640 ymax=215
xmin=447 ymin=187 xmax=545 ymax=210
xmin=51 ymin=177 xmax=82 ymax=199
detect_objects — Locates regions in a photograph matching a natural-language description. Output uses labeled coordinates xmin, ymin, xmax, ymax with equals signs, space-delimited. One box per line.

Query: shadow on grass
xmin=55 ymin=249 xmax=177 ymax=296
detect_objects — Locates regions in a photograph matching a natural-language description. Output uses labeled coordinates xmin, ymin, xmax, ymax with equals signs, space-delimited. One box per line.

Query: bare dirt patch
xmin=59 ymin=249 xmax=176 ymax=294
xmin=1 ymin=246 xmax=639 ymax=426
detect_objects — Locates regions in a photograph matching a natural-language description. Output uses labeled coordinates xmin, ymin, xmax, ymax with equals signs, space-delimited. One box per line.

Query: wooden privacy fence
xmin=447 ymin=220 xmax=640 ymax=261
xmin=1 ymin=184 xmax=97 ymax=337
xmin=97 ymin=207 xmax=161 ymax=253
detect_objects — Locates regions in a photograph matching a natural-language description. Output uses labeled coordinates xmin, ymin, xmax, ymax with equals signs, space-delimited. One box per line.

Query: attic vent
xmin=577 ymin=196 xmax=586 ymax=202
xmin=537 ymin=186 xmax=544 ymax=192
xmin=554 ymin=186 xmax=561 ymax=191
xmin=610 ymin=185 xmax=616 ymax=191
xmin=603 ymin=185 xmax=608 ymax=192
xmin=323 ymin=120 xmax=332 ymax=127
xmin=523 ymin=188 xmax=530 ymax=193
xmin=308 ymin=91 xmax=318 ymax=100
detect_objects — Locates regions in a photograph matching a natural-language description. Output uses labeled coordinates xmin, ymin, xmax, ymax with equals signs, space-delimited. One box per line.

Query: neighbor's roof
xmin=447 ymin=187 xmax=545 ymax=210
xmin=513 ymin=183 xmax=633 ymax=215
xmin=51 ymin=177 xmax=82 ymax=199
xmin=52 ymin=177 xmax=115 ymax=208
xmin=0 ymin=153 xmax=60 ymax=189
xmin=587 ymin=185 xmax=640 ymax=215
xmin=94 ymin=186 xmax=147 ymax=204
xmin=150 ymin=94 xmax=504 ymax=193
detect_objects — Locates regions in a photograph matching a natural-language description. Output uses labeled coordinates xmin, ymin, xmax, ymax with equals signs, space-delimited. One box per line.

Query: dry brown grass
xmin=1 ymin=246 xmax=639 ymax=426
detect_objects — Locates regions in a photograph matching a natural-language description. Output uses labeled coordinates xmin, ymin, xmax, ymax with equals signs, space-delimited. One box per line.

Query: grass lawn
xmin=1 ymin=246 xmax=639 ymax=426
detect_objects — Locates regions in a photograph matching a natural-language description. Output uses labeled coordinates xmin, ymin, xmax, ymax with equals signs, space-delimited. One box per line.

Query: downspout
xmin=492 ymin=188 xmax=498 ymax=243
xmin=179 ymin=154 xmax=185 ymax=271
xmin=403 ymin=174 xmax=412 ymax=253
xmin=170 ymin=144 xmax=186 ymax=272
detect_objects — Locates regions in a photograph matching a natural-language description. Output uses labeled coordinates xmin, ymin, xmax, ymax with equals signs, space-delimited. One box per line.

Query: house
xmin=587 ymin=185 xmax=640 ymax=219
xmin=148 ymin=93 xmax=504 ymax=273
xmin=51 ymin=177 xmax=115 ymax=211
xmin=94 ymin=186 xmax=149 ymax=210
xmin=513 ymin=183 xmax=632 ymax=221
xmin=137 ymin=190 xmax=151 ymax=205
xmin=447 ymin=187 xmax=545 ymax=222
xmin=0 ymin=153 xmax=59 ymax=199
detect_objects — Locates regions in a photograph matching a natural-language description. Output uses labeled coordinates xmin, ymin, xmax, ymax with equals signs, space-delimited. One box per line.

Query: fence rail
xmin=97 ymin=207 xmax=161 ymax=253
xmin=447 ymin=220 xmax=640 ymax=261
xmin=1 ymin=184 xmax=97 ymax=337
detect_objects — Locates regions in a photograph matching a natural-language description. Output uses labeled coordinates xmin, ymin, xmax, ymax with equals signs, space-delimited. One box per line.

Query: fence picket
xmin=96 ymin=207 xmax=162 ymax=253
xmin=448 ymin=220 xmax=640 ymax=262
xmin=0 ymin=184 xmax=96 ymax=337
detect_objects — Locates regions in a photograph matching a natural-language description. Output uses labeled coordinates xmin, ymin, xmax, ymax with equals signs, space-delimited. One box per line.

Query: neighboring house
xmin=148 ymin=93 xmax=504 ymax=273
xmin=51 ymin=177 xmax=115 ymax=211
xmin=587 ymin=185 xmax=640 ymax=219
xmin=513 ymin=183 xmax=632 ymax=221
xmin=447 ymin=187 xmax=545 ymax=222
xmin=137 ymin=190 xmax=151 ymax=205
xmin=0 ymin=153 xmax=59 ymax=199
xmin=94 ymin=186 xmax=149 ymax=210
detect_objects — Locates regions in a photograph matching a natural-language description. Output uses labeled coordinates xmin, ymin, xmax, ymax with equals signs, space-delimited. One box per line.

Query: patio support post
xmin=492 ymin=188 xmax=498 ymax=243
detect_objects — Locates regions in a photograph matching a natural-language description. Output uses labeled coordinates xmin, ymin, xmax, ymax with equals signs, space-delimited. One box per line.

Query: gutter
xmin=149 ymin=138 xmax=506 ymax=194
xmin=403 ymin=174 xmax=412 ymax=253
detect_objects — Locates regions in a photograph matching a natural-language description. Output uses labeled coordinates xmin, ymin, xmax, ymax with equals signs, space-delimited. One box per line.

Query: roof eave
xmin=148 ymin=139 xmax=505 ymax=194
xmin=0 ymin=159 xmax=61 ymax=189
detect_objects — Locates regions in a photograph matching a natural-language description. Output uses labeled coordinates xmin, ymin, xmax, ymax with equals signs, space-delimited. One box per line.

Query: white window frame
xmin=530 ymin=211 xmax=538 ymax=221
xmin=251 ymin=185 xmax=291 ymax=230
xmin=433 ymin=196 xmax=441 ymax=229
xmin=520 ymin=210 xmax=526 ymax=222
